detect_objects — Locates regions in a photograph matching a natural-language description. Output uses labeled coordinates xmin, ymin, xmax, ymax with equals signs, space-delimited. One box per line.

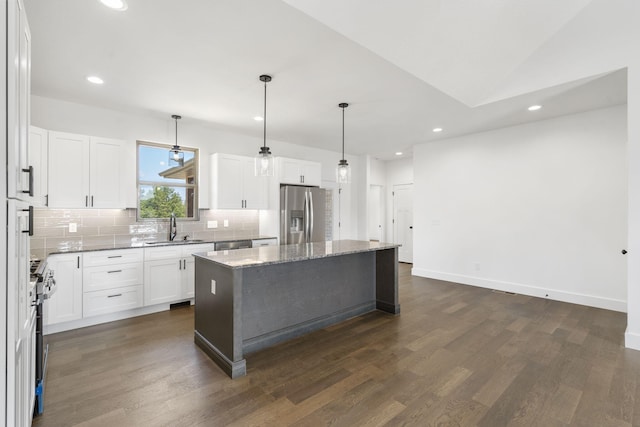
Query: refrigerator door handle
xmin=304 ymin=190 xmax=309 ymax=241
xmin=309 ymin=190 xmax=314 ymax=241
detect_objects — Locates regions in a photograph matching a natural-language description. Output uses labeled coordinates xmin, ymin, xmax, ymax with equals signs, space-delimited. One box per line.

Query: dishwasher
xmin=214 ymin=240 xmax=252 ymax=251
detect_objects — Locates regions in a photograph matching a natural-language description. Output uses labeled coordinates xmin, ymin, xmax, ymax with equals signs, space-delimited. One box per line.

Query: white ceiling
xmin=25 ymin=0 xmax=630 ymax=160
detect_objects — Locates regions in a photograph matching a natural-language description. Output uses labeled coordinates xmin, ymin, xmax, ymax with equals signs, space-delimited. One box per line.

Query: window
xmin=137 ymin=141 xmax=199 ymax=220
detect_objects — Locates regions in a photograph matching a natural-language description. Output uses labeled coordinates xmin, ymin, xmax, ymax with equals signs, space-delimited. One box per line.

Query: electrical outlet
xmin=474 ymin=262 xmax=481 ymax=272
xmin=211 ymin=279 xmax=216 ymax=295
xmin=207 ymin=220 xmax=218 ymax=229
xmin=223 ymin=219 xmax=229 ymax=227
xmin=69 ymin=223 xmax=77 ymax=233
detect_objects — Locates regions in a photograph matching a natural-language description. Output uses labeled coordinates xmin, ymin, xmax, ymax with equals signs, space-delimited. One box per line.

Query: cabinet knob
xmin=622 ymin=249 xmax=628 ymax=255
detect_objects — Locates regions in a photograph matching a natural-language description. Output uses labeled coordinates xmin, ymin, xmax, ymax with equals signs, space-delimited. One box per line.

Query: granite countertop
xmin=193 ymin=239 xmax=400 ymax=269
xmin=46 ymin=236 xmax=277 ymax=255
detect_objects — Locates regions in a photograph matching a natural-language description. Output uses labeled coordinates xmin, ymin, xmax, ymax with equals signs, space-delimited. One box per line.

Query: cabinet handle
xmin=107 ymin=294 xmax=122 ymax=298
xmin=85 ymin=195 xmax=88 ymax=207
xmin=22 ymin=166 xmax=34 ymax=196
xmin=77 ymin=256 xmax=80 ymax=269
xmin=45 ymin=194 xmax=49 ymax=207
xmin=107 ymin=255 xmax=122 ymax=259
xmin=21 ymin=206 xmax=34 ymax=236
xmin=179 ymin=259 xmax=182 ymax=270
xmin=91 ymin=195 xmax=94 ymax=207
xmin=107 ymin=270 xmax=122 ymax=274
xmin=182 ymin=259 xmax=186 ymax=269
xmin=302 ymin=175 xmax=305 ymax=184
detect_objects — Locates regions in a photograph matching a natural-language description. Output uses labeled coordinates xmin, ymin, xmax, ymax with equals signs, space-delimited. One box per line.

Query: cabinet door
xmin=48 ymin=132 xmax=90 ymax=208
xmin=278 ymin=158 xmax=303 ymax=185
xmin=143 ymin=259 xmax=182 ymax=305
xmin=242 ymin=157 xmax=268 ymax=209
xmin=211 ymin=153 xmax=244 ymax=209
xmin=46 ymin=254 xmax=83 ymax=325
xmin=183 ymin=257 xmax=195 ymax=299
xmin=90 ymin=137 xmax=125 ymax=208
xmin=7 ymin=0 xmax=31 ymax=202
xmin=301 ymin=161 xmax=322 ymax=187
xmin=29 ymin=126 xmax=48 ymax=207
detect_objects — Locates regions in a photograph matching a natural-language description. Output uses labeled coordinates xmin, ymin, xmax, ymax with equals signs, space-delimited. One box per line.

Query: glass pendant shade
xmin=169 ymin=145 xmax=184 ymax=167
xmin=255 ymin=146 xmax=274 ymax=176
xmin=336 ymin=159 xmax=351 ymax=184
xmin=168 ymin=114 xmax=184 ymax=167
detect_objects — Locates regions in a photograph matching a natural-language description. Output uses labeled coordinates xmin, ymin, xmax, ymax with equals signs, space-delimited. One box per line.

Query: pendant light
xmin=255 ymin=74 xmax=274 ymax=176
xmin=336 ymin=102 xmax=351 ymax=184
xmin=169 ymin=114 xmax=184 ymax=167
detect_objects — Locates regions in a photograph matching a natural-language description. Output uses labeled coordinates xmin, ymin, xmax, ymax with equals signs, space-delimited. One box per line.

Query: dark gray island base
xmin=193 ymin=240 xmax=400 ymax=378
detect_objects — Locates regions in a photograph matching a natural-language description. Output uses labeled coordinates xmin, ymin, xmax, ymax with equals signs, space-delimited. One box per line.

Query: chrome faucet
xmin=169 ymin=213 xmax=177 ymax=241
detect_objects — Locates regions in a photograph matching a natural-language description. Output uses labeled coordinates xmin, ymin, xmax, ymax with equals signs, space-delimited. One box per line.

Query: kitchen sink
xmin=144 ymin=239 xmax=204 ymax=245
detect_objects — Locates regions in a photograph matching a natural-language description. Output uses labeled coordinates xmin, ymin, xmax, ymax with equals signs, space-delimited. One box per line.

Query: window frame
xmin=136 ymin=140 xmax=199 ymax=221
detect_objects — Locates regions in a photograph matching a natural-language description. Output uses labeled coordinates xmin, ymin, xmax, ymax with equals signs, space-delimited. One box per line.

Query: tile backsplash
xmin=30 ymin=208 xmax=260 ymax=259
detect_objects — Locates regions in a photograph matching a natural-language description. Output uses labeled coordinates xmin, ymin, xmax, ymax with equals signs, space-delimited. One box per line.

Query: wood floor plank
xmin=32 ymin=264 xmax=640 ymax=427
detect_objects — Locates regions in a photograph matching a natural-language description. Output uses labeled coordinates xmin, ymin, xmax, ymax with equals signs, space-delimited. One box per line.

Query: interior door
xmin=393 ymin=184 xmax=413 ymax=263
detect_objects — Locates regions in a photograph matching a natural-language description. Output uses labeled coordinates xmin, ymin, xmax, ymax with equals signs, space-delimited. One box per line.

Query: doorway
xmin=393 ymin=184 xmax=413 ymax=263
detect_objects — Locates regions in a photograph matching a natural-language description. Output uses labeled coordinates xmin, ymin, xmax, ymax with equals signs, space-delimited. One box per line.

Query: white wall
xmin=31 ymin=95 xmax=362 ymax=239
xmin=412 ymin=105 xmax=627 ymax=312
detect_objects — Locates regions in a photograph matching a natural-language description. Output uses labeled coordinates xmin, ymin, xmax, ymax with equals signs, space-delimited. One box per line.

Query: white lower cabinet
xmin=46 ymin=253 xmax=83 ymax=325
xmin=82 ymin=248 xmax=143 ymax=317
xmin=144 ymin=243 xmax=216 ymax=305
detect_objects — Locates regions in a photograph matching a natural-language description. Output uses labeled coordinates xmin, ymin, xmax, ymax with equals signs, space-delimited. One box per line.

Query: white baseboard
xmin=44 ymin=299 xmax=194 ymax=335
xmin=625 ymin=331 xmax=640 ymax=350
xmin=411 ymin=267 xmax=626 ymax=313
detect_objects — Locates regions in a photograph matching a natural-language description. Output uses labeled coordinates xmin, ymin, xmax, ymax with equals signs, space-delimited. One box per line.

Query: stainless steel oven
xmin=31 ymin=259 xmax=56 ymax=416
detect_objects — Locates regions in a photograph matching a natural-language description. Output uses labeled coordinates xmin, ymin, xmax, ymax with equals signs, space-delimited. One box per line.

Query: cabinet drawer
xmin=83 ymin=285 xmax=143 ymax=317
xmin=83 ymin=249 xmax=143 ymax=267
xmin=83 ymin=262 xmax=143 ymax=292
xmin=144 ymin=246 xmax=182 ymax=261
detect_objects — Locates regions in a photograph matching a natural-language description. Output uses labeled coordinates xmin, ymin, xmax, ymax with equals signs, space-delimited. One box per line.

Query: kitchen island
xmin=193 ymin=240 xmax=400 ymax=378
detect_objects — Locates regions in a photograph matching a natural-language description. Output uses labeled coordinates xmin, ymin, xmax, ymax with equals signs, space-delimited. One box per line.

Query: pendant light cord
xmin=341 ymin=106 xmax=345 ymax=161
xmin=263 ymin=79 xmax=267 ymax=149
xmin=175 ymin=117 xmax=178 ymax=148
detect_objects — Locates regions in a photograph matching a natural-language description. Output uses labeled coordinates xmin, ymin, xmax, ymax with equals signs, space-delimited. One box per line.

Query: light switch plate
xmin=207 ymin=220 xmax=218 ymax=229
xmin=211 ymin=279 xmax=216 ymax=294
xmin=223 ymin=219 xmax=229 ymax=227
xmin=69 ymin=223 xmax=77 ymax=233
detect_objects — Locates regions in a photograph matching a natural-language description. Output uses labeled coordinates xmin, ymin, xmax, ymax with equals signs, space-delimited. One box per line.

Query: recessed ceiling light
xmin=528 ymin=105 xmax=542 ymax=111
xmin=253 ymin=116 xmax=264 ymax=121
xmin=86 ymin=76 xmax=104 ymax=85
xmin=395 ymin=152 xmax=403 ymax=156
xmin=99 ymin=0 xmax=128 ymax=10
xmin=432 ymin=127 xmax=443 ymax=133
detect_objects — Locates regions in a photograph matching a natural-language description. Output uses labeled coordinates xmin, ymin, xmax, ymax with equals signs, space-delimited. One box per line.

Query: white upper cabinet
xmin=48 ymin=132 xmax=125 ymax=208
xmin=28 ymin=126 xmax=48 ymax=207
xmin=48 ymin=132 xmax=90 ymax=208
xmin=89 ymin=137 xmax=125 ymax=208
xmin=7 ymin=0 xmax=32 ymax=203
xmin=277 ymin=157 xmax=321 ymax=187
xmin=210 ymin=153 xmax=268 ymax=209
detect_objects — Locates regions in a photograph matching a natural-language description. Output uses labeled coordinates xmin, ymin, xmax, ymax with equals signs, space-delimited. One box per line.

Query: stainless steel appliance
xmin=214 ymin=240 xmax=252 ymax=251
xmin=30 ymin=259 xmax=56 ymax=416
xmin=280 ymin=185 xmax=326 ymax=245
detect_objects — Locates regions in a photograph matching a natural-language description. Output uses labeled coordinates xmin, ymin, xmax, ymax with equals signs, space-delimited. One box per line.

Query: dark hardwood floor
xmin=33 ymin=264 xmax=640 ymax=426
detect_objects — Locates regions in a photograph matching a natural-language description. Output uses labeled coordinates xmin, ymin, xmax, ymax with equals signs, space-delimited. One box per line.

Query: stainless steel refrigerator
xmin=280 ymin=185 xmax=326 ymax=245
